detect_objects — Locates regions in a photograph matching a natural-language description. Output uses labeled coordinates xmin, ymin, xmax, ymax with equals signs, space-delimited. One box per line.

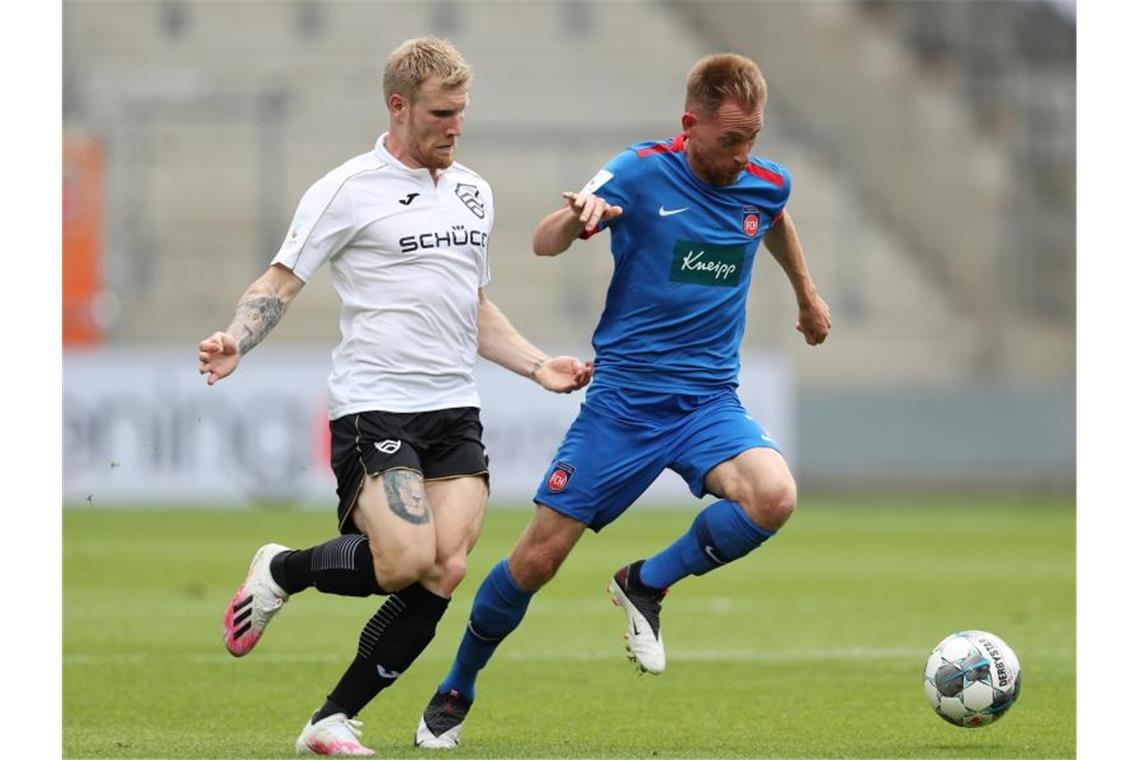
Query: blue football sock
xmin=437 ymin=558 xmax=532 ymax=702
xmin=639 ymin=499 xmax=774 ymax=589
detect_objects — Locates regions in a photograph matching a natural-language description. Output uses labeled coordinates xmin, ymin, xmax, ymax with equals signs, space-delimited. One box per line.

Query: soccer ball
xmin=923 ymin=630 xmax=1021 ymax=727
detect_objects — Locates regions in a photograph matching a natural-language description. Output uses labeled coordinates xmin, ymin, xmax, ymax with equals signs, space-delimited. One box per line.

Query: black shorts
xmin=330 ymin=407 xmax=489 ymax=534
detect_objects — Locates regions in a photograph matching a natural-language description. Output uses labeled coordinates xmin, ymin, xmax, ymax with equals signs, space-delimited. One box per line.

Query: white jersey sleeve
xmin=272 ymin=171 xmax=358 ymax=282
xmin=480 ymin=184 xmax=494 ymax=288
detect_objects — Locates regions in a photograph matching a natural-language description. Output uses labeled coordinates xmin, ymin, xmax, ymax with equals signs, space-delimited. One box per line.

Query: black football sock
xmin=270 ymin=534 xmax=386 ymax=597
xmin=326 ymin=582 xmax=451 ymax=718
xmin=312 ymin=698 xmax=350 ymax=724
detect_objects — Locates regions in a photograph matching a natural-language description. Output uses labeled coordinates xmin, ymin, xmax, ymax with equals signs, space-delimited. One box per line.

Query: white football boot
xmin=296 ymin=713 xmax=375 ymax=757
xmin=223 ymin=542 xmax=291 ymax=656
xmin=608 ymin=561 xmax=667 ymax=675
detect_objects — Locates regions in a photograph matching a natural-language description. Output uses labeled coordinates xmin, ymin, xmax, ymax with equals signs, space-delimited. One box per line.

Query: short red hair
xmin=685 ymin=53 xmax=767 ymax=116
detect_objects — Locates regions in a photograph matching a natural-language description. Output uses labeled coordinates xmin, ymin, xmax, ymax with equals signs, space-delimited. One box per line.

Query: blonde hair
xmin=685 ymin=53 xmax=767 ymax=116
xmin=383 ymin=36 xmax=471 ymax=103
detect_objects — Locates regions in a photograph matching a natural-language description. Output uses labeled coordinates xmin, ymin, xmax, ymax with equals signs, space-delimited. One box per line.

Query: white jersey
xmin=272 ymin=134 xmax=493 ymax=417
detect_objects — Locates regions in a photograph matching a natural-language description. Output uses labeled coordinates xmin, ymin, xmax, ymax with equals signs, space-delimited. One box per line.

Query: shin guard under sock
xmin=639 ymin=499 xmax=774 ymax=589
xmin=438 ymin=558 xmax=532 ymax=702
xmin=324 ymin=582 xmax=450 ymax=718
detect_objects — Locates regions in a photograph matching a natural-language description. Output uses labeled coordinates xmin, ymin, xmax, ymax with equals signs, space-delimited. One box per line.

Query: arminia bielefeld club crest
xmin=455 ymin=183 xmax=485 ymax=219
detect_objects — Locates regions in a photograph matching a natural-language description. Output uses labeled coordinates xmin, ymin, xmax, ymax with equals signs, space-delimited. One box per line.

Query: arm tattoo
xmin=232 ymin=296 xmax=286 ymax=355
xmin=382 ymin=470 xmax=431 ymax=525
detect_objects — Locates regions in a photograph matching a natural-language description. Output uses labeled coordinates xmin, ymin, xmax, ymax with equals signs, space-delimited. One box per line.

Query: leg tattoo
xmin=383 ymin=470 xmax=431 ymax=525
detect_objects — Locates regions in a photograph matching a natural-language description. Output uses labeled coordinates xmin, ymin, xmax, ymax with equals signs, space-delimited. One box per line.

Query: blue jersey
xmin=582 ymin=134 xmax=791 ymax=394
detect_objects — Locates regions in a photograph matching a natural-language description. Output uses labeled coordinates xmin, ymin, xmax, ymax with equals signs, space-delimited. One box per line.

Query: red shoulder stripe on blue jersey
xmin=745 ymin=162 xmax=785 ymax=188
xmin=636 ymin=133 xmax=686 ymax=158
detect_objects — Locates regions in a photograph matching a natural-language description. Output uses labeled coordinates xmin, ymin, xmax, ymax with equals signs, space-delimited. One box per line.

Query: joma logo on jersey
xmin=399 ymin=225 xmax=488 ymax=253
xmin=669 ymin=240 xmax=745 ymax=287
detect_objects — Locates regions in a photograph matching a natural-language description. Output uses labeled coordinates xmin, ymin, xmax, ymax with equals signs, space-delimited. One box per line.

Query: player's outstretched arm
xmin=532 ymin=192 xmax=622 ymax=257
xmin=763 ymin=210 xmax=832 ymax=346
xmin=476 ymin=289 xmax=593 ymax=393
xmin=197 ymin=263 xmax=306 ymax=385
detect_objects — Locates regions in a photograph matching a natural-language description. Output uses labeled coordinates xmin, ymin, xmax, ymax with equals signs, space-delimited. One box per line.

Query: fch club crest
xmin=455 ymin=183 xmax=485 ymax=219
xmin=742 ymin=205 xmax=761 ymax=237
xmin=547 ymin=461 xmax=575 ymax=493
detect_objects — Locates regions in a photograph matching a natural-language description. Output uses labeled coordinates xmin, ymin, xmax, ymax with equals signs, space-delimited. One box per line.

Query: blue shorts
xmin=534 ymin=385 xmax=780 ymax=532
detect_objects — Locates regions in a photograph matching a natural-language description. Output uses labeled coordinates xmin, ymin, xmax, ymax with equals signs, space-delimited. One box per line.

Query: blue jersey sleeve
xmin=752 ymin=158 xmax=792 ymax=225
xmin=775 ymin=164 xmax=792 ymax=218
xmin=577 ymin=148 xmax=641 ymax=236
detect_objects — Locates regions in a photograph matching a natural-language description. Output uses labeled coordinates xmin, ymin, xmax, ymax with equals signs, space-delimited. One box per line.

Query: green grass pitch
xmin=64 ymin=495 xmax=1074 ymax=758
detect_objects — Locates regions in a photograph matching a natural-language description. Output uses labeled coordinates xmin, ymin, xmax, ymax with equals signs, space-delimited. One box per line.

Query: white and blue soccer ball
xmin=923 ymin=630 xmax=1022 ymax=728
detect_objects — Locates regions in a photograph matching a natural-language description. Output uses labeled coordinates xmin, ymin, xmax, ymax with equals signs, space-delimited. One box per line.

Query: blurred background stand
xmin=62 ymin=0 xmax=1075 ymax=504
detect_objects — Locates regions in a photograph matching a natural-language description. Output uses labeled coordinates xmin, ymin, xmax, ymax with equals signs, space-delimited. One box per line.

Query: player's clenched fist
xmin=796 ymin=296 xmax=832 ymax=346
xmin=198 ymin=331 xmax=241 ymax=385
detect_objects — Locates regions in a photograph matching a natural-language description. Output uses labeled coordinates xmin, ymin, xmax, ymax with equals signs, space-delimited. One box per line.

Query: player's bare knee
xmin=732 ymin=476 xmax=796 ymax=531
xmin=372 ymin=542 xmax=434 ymax=592
xmin=375 ymin=562 xmax=430 ymax=593
xmin=508 ymin=549 xmax=561 ymax=592
xmin=756 ymin=479 xmax=797 ymax=530
xmin=429 ymin=554 xmax=468 ymax=596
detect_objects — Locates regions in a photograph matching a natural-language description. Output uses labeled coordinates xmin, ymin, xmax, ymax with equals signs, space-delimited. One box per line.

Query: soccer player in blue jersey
xmin=414 ymin=53 xmax=831 ymax=748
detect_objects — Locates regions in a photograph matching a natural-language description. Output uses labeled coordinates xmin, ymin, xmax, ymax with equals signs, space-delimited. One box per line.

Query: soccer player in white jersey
xmin=197 ymin=37 xmax=592 ymax=757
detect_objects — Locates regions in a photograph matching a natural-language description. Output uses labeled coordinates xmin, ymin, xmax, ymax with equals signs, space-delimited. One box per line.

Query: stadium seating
xmin=63 ymin=0 xmax=1073 ymax=388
